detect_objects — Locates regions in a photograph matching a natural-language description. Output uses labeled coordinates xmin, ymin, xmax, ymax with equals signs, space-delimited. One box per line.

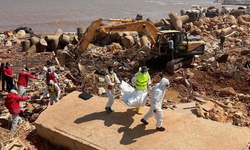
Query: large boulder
xmin=219 ymin=87 xmax=236 ymax=96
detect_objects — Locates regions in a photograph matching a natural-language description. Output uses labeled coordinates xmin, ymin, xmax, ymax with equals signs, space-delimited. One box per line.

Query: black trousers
xmin=1 ymin=76 xmax=5 ymax=91
xmin=5 ymin=77 xmax=13 ymax=92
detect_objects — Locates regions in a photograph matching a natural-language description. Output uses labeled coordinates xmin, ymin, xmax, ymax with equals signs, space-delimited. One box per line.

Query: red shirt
xmin=17 ymin=70 xmax=38 ymax=87
xmin=46 ymin=72 xmax=56 ymax=85
xmin=3 ymin=66 xmax=13 ymax=77
xmin=4 ymin=93 xmax=29 ymax=114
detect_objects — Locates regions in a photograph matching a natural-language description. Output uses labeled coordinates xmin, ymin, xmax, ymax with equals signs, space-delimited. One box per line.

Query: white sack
xmin=120 ymin=80 xmax=148 ymax=107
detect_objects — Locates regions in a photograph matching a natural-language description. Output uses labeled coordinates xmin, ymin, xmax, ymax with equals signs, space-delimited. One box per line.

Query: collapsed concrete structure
xmin=35 ymin=91 xmax=250 ymax=150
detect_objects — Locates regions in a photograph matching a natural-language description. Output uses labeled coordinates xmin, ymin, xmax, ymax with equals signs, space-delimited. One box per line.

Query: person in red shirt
xmin=41 ymin=67 xmax=58 ymax=85
xmin=17 ymin=67 xmax=39 ymax=96
xmin=3 ymin=62 xmax=13 ymax=92
xmin=4 ymin=89 xmax=30 ymax=130
xmin=0 ymin=63 xmax=6 ymax=91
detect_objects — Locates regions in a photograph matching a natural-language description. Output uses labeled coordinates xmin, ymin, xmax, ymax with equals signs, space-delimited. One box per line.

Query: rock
xmin=64 ymin=79 xmax=70 ymax=84
xmin=59 ymin=67 xmax=65 ymax=71
xmin=209 ymin=105 xmax=226 ymax=122
xmin=98 ymin=87 xmax=106 ymax=95
xmin=16 ymin=30 xmax=26 ymax=38
xmin=12 ymin=37 xmax=21 ymax=44
xmin=121 ymin=35 xmax=134 ymax=48
xmin=27 ymin=45 xmax=37 ymax=54
xmin=243 ymin=39 xmax=250 ymax=46
xmin=26 ymin=103 xmax=35 ymax=113
xmin=58 ymin=51 xmax=73 ymax=66
xmin=195 ymin=102 xmax=205 ymax=118
xmin=238 ymin=93 xmax=250 ymax=101
xmin=169 ymin=13 xmax=189 ymax=31
xmin=219 ymin=87 xmax=236 ymax=96
xmin=136 ymin=14 xmax=143 ymax=20
xmin=139 ymin=45 xmax=151 ymax=55
xmin=111 ymin=42 xmax=122 ymax=50
xmin=77 ymin=27 xmax=84 ymax=40
xmin=240 ymin=49 xmax=250 ymax=55
xmin=174 ymin=76 xmax=184 ymax=81
xmin=30 ymin=113 xmax=40 ymax=122
xmin=215 ymin=54 xmax=228 ymax=63
xmin=45 ymin=35 xmax=59 ymax=52
xmin=235 ymin=42 xmax=242 ymax=46
xmin=5 ymin=40 xmax=12 ymax=46
xmin=202 ymin=101 xmax=215 ymax=111
xmin=140 ymin=36 xmax=151 ymax=47
xmin=98 ymin=77 xmax=105 ymax=83
xmin=107 ymin=45 xmax=115 ymax=51
xmin=21 ymin=40 xmax=30 ymax=52
xmin=30 ymin=37 xmax=40 ymax=45
xmin=101 ymin=34 xmax=112 ymax=45
xmin=207 ymin=57 xmax=215 ymax=62
xmin=60 ymin=34 xmax=70 ymax=45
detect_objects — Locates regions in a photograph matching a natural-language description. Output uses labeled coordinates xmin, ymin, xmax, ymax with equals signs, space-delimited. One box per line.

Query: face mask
xmin=110 ymin=71 xmax=114 ymax=74
xmin=48 ymin=72 xmax=51 ymax=75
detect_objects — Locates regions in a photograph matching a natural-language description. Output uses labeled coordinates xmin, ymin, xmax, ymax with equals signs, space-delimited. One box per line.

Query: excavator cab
xmin=157 ymin=31 xmax=189 ymax=57
xmin=157 ymin=31 xmax=205 ymax=58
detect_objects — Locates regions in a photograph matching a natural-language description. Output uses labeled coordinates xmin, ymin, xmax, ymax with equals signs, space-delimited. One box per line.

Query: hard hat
xmin=10 ymin=89 xmax=18 ymax=94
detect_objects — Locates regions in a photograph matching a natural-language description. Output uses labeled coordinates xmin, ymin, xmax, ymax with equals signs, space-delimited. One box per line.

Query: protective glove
xmin=116 ymin=83 xmax=121 ymax=88
xmin=40 ymin=80 xmax=44 ymax=84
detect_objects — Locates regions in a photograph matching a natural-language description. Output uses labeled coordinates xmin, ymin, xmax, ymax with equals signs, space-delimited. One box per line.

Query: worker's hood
xmin=106 ymin=69 xmax=113 ymax=75
xmin=151 ymin=78 xmax=170 ymax=92
xmin=158 ymin=78 xmax=170 ymax=89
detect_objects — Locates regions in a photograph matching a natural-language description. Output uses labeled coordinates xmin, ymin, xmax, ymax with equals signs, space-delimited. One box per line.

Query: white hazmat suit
xmin=142 ymin=78 xmax=169 ymax=130
xmin=105 ymin=69 xmax=120 ymax=109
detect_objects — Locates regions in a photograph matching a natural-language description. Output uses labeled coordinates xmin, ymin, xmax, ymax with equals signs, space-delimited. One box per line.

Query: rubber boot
xmin=156 ymin=127 xmax=165 ymax=131
xmin=109 ymin=107 xmax=115 ymax=112
xmin=140 ymin=118 xmax=149 ymax=125
xmin=105 ymin=107 xmax=111 ymax=113
xmin=136 ymin=107 xmax=142 ymax=115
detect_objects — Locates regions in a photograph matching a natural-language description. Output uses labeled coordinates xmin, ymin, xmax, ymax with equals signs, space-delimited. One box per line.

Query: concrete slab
xmin=35 ymin=91 xmax=250 ymax=150
xmin=167 ymin=102 xmax=197 ymax=115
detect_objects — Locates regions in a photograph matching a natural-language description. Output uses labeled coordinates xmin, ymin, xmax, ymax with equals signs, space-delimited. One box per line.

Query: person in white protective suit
xmin=131 ymin=66 xmax=151 ymax=115
xmin=140 ymin=77 xmax=170 ymax=131
xmin=40 ymin=80 xmax=61 ymax=105
xmin=105 ymin=66 xmax=120 ymax=113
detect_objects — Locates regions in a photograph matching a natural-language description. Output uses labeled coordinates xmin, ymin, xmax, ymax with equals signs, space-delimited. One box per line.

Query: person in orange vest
xmin=105 ymin=66 xmax=120 ymax=113
xmin=17 ymin=67 xmax=39 ymax=96
xmin=40 ymin=80 xmax=61 ymax=105
xmin=41 ymin=67 xmax=58 ymax=85
xmin=131 ymin=66 xmax=151 ymax=115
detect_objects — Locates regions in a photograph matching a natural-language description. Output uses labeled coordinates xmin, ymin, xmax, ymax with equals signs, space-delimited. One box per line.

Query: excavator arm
xmin=77 ymin=18 xmax=160 ymax=53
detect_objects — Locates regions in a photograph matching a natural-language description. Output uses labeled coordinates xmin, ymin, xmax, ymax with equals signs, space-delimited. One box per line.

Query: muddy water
xmin=165 ymin=90 xmax=181 ymax=103
xmin=0 ymin=0 xmax=221 ymax=33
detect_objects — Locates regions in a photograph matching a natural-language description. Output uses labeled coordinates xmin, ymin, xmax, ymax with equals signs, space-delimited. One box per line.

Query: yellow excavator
xmin=77 ymin=18 xmax=206 ymax=73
